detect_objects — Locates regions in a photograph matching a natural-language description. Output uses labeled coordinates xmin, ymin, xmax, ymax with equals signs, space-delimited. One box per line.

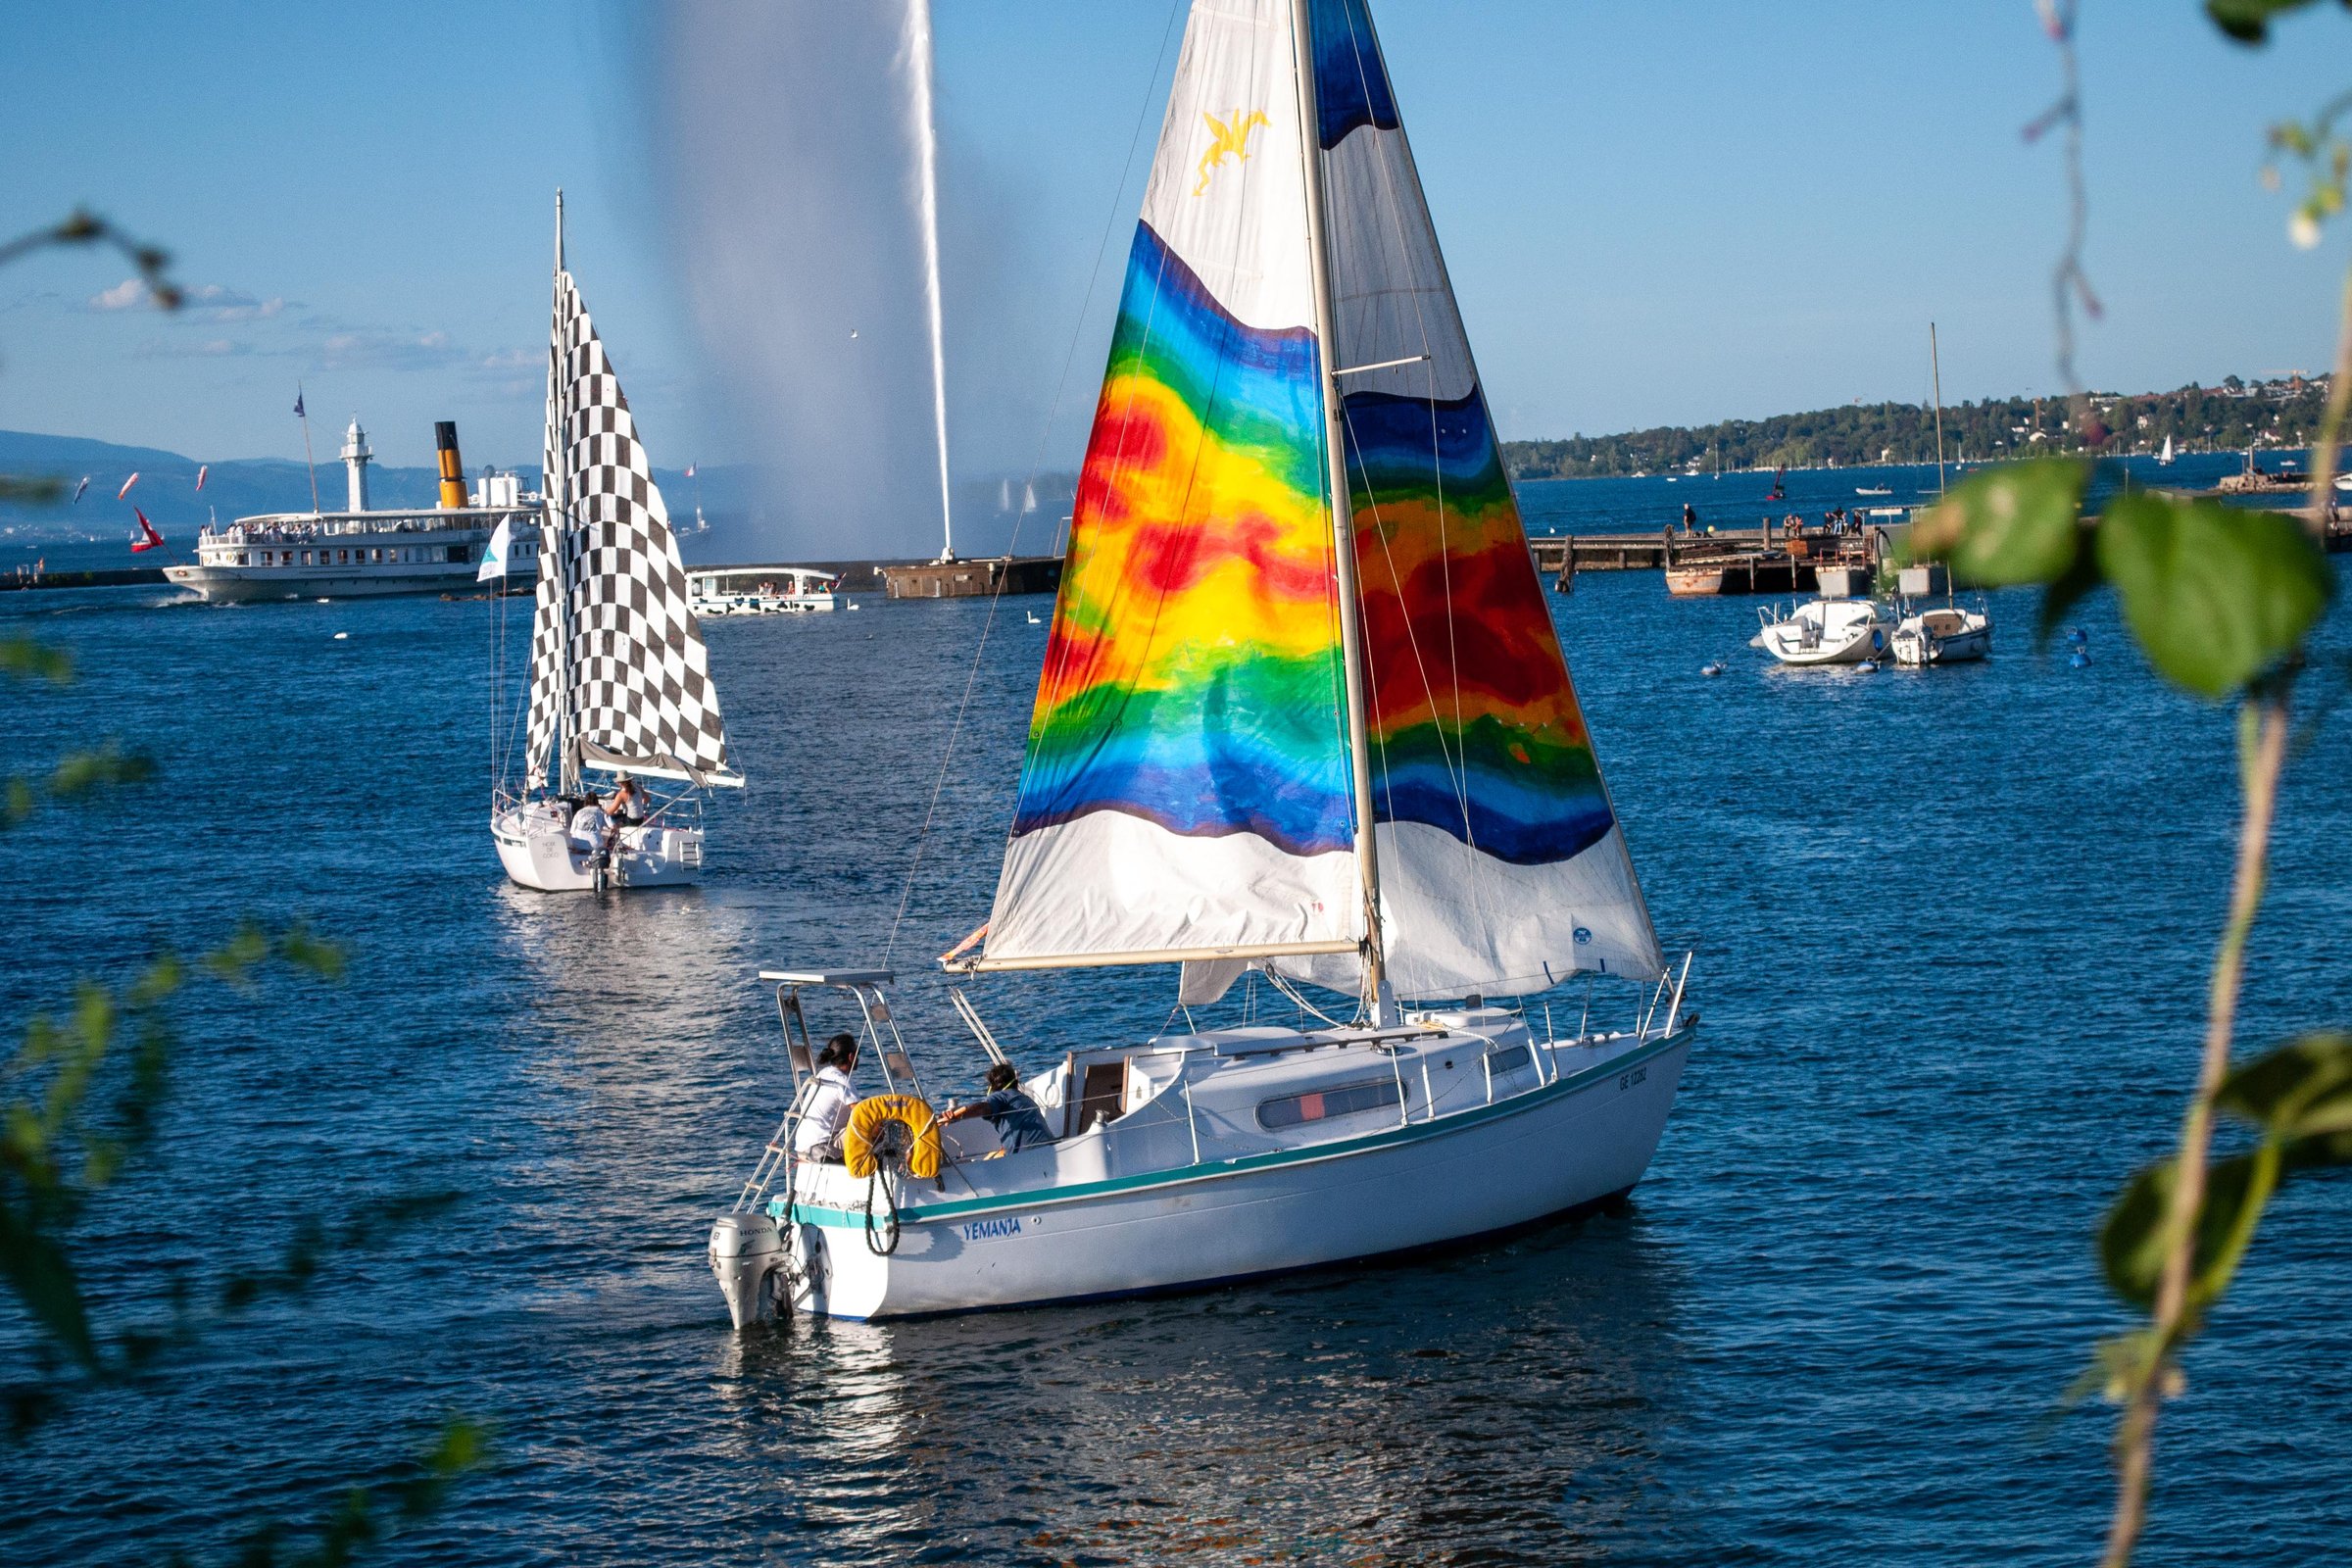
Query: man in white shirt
xmin=793 ymin=1034 xmax=861 ymax=1162
xmin=567 ymin=799 xmax=611 ymax=858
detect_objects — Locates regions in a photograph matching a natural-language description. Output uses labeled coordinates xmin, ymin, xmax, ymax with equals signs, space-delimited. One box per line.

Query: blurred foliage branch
xmin=6 ymin=624 xmax=482 ymax=1556
xmin=0 ymin=209 xmax=179 ymax=503
xmin=1909 ymin=439 xmax=2337 ymax=1563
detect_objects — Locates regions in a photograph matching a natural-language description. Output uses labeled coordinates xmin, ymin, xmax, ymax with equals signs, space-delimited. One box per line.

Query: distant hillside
xmin=1500 ymin=374 xmax=2332 ymax=479
xmin=0 ymin=426 xmax=1079 ymax=563
xmin=0 ymin=427 xmax=521 ymax=536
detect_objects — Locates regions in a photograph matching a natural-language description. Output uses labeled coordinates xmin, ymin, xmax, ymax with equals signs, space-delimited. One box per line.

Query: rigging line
xmin=881 ymin=0 xmax=1186 ymax=963
xmin=1338 ymin=9 xmax=1512 ymax=958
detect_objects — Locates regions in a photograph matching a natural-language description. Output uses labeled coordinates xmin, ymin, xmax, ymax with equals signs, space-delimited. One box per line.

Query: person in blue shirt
xmin=942 ymin=1062 xmax=1054 ymax=1156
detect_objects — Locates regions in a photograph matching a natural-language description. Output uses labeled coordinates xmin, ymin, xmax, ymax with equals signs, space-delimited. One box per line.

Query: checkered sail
xmin=539 ymin=270 xmax=741 ymax=788
xmin=521 ymin=323 xmax=567 ymax=790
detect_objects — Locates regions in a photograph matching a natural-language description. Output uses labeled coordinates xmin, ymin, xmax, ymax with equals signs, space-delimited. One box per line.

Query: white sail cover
xmin=979 ymin=0 xmax=1363 ymax=968
xmin=542 ymin=270 xmax=739 ymax=788
xmin=1280 ymin=0 xmax=1661 ymax=995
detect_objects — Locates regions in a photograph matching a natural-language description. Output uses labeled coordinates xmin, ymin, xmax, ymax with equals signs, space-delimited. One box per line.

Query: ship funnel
xmin=434 ymin=421 xmax=467 ymax=510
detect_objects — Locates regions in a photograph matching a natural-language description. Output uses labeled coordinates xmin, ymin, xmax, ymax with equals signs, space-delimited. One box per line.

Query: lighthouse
xmin=339 ymin=418 xmax=373 ymax=513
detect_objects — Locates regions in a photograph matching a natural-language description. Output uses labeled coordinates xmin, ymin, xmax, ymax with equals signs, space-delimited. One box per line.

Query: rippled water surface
xmin=7 ymin=469 xmax=2352 ymax=1565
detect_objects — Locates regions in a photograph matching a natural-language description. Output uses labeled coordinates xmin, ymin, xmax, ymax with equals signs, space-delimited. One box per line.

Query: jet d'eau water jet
xmin=904 ymin=0 xmax=955 ymax=564
xmin=626 ymin=0 xmax=955 ymax=561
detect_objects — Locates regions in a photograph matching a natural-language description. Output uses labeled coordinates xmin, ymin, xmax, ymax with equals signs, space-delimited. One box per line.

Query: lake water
xmin=6 ymin=465 xmax=2350 ymax=1565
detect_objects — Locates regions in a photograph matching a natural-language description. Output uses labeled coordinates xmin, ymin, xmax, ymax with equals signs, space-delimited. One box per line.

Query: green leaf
xmin=0 ymin=637 xmax=73 ymax=684
xmin=1906 ymin=459 xmax=2093 ymax=587
xmin=2094 ymin=496 xmax=2333 ymax=698
xmin=2098 ymin=1147 xmax=2281 ymax=1311
xmin=2206 ymin=0 xmax=2345 ymax=44
xmin=2218 ymin=1033 xmax=2352 ymax=1137
xmin=275 ymin=921 xmax=347 ymax=983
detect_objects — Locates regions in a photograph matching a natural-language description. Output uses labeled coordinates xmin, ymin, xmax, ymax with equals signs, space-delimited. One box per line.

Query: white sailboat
xmin=2159 ymin=434 xmax=2176 ymax=466
xmin=710 ymin=0 xmax=1693 ymax=1325
xmin=492 ymin=193 xmax=744 ymax=894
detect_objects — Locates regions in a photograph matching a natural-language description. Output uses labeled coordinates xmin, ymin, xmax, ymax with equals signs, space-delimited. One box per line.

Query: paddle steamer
xmin=165 ymin=419 xmax=540 ymax=602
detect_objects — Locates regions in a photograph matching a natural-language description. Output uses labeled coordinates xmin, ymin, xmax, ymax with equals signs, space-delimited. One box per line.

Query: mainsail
xmin=980 ymin=0 xmax=1658 ymax=997
xmin=524 ymin=210 xmax=739 ymax=792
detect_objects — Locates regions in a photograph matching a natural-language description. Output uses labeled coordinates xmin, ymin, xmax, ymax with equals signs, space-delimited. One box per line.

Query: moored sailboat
xmin=492 ymin=194 xmax=743 ymax=893
xmin=710 ymin=0 xmax=1693 ymax=1324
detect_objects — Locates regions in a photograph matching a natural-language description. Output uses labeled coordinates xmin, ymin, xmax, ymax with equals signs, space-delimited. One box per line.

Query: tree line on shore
xmin=1500 ymin=375 xmax=2332 ymax=479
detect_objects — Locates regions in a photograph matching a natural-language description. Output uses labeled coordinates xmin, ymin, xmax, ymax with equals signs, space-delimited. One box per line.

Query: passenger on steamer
xmin=793 ymin=1035 xmax=862 ymax=1163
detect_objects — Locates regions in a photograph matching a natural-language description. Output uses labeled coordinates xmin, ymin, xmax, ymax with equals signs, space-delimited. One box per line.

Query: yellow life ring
xmin=843 ymin=1095 xmax=942 ymax=1180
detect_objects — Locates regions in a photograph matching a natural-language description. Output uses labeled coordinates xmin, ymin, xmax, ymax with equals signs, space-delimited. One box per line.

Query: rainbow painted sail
xmin=984 ymin=0 xmax=1362 ymax=965
xmin=984 ymin=0 xmax=1660 ymax=994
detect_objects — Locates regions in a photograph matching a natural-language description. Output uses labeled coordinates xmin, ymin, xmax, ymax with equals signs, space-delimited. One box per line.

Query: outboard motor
xmin=710 ymin=1211 xmax=783 ymax=1331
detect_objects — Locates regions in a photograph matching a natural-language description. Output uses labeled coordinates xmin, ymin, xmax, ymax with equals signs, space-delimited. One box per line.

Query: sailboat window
xmin=1257 ymin=1078 xmax=1402 ymax=1131
xmin=1487 ymin=1045 xmax=1533 ymax=1075
xmin=302 ymin=550 xmax=315 ymax=565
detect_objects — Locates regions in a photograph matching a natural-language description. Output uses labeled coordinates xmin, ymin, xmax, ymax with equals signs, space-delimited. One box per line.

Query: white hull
xmin=1756 ymin=618 xmax=1887 ymax=665
xmin=491 ymin=802 xmax=704 ymax=892
xmin=1890 ymin=619 xmax=1992 ymax=665
xmin=694 ymin=593 xmax=841 ymax=616
xmin=718 ymin=1020 xmax=1689 ymax=1323
xmin=166 ymin=562 xmax=536 ymax=603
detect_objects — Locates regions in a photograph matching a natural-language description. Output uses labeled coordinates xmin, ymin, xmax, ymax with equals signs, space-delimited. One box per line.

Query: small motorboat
xmin=1752 ymin=597 xmax=1890 ymax=665
xmin=1890 ymin=603 xmax=1992 ymax=666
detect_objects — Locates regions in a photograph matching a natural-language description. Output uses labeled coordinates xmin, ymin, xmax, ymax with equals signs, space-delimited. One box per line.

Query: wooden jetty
xmin=880 ymin=555 xmax=1063 ymax=600
xmin=1533 ymin=523 xmax=1898 ymax=597
xmin=0 ymin=566 xmax=169 ymax=593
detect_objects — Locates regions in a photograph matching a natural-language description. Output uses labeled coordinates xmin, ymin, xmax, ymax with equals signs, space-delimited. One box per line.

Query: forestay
xmin=530 ymin=266 xmax=740 ymax=790
xmin=981 ymin=0 xmax=1361 ymax=968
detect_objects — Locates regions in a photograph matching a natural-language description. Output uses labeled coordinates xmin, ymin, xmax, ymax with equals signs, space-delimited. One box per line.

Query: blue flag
xmin=293 ymin=391 xmax=305 ymax=417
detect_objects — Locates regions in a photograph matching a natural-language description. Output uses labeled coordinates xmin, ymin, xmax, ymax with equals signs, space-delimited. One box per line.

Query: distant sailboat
xmin=492 ymin=193 xmax=744 ymax=894
xmin=2159 ymin=434 xmax=2176 ymax=466
xmin=712 ymin=0 xmax=1692 ymax=1326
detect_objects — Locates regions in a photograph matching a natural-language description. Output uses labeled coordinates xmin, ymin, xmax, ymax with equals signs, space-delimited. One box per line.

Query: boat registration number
xmin=1618 ymin=1067 xmax=1647 ymax=1091
xmin=962 ymin=1216 xmax=1022 ymax=1242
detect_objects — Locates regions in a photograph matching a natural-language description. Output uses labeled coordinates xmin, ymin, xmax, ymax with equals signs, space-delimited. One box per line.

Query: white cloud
xmin=137 ymin=336 xmax=263 ymax=360
xmin=89 ymin=277 xmax=146 ymax=311
xmin=318 ymin=327 xmax=465 ymax=371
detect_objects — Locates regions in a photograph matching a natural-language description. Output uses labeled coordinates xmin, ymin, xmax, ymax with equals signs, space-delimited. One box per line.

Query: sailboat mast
xmin=1291 ymin=0 xmax=1387 ymax=1016
xmin=550 ymin=189 xmax=580 ymax=797
xmin=1931 ymin=320 xmax=1947 ymax=498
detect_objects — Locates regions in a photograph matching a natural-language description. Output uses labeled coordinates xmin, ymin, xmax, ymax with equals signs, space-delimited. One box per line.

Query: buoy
xmin=1700 ymin=661 xmax=1723 ymax=677
xmin=2070 ymin=650 xmax=2090 ymax=668
xmin=2066 ymin=626 xmax=2087 ymax=644
xmin=1856 ymin=660 xmax=1881 ymax=673
xmin=333 ymin=631 xmax=349 ymax=641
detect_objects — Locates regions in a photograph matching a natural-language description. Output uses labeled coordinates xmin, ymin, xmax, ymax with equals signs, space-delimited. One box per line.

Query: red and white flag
xmin=195 ymin=464 xmax=208 ymax=492
xmin=117 ymin=472 xmax=140 ymax=500
xmin=130 ymin=508 xmax=165 ymax=553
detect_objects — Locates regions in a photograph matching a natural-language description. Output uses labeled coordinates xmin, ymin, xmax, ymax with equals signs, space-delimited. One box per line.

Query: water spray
xmin=905 ymin=0 xmax=954 ymax=563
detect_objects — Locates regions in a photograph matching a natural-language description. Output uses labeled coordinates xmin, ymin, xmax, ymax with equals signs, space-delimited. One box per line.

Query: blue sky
xmin=3 ymin=1 xmax=2345 ymax=490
